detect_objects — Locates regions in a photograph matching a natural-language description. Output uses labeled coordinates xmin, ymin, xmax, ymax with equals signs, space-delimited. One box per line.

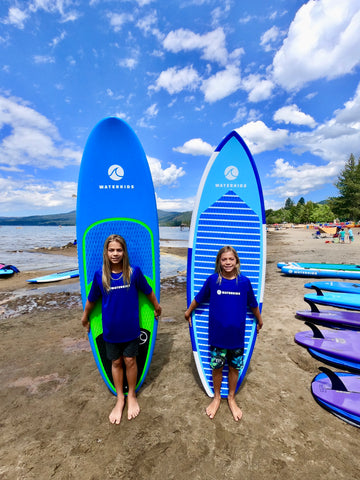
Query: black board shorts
xmin=105 ymin=337 xmax=140 ymax=360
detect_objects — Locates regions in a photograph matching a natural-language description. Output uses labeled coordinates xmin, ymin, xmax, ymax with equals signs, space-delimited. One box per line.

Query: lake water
xmin=0 ymin=225 xmax=188 ymax=279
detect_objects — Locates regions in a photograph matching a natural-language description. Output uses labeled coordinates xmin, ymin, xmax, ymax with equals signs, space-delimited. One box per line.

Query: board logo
xmin=139 ymin=329 xmax=149 ymax=345
xmin=224 ymin=165 xmax=239 ymax=181
xmin=108 ymin=164 xmax=124 ymax=181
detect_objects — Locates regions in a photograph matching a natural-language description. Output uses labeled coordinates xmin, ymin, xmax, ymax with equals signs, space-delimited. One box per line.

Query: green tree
xmin=329 ymin=154 xmax=360 ymax=221
xmin=297 ymin=197 xmax=305 ymax=206
xmin=284 ymin=197 xmax=294 ymax=210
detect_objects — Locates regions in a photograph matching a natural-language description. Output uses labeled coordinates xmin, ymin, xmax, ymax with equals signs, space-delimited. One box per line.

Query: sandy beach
xmin=0 ymin=228 xmax=359 ymax=480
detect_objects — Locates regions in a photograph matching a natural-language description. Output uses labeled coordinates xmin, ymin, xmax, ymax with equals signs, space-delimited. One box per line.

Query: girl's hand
xmin=81 ymin=314 xmax=90 ymax=333
xmin=184 ymin=310 xmax=192 ymax=327
xmin=154 ymin=305 xmax=162 ymax=319
xmin=256 ymin=318 xmax=263 ymax=333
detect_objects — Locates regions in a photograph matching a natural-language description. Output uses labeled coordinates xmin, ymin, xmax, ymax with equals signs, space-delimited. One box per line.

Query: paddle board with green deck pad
xmin=77 ymin=117 xmax=160 ymax=395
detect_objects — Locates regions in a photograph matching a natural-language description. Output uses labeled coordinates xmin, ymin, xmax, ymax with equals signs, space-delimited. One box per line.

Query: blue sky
xmin=1 ymin=0 xmax=360 ymax=216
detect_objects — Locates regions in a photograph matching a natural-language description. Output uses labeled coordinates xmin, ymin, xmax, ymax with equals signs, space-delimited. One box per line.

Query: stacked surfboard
xmin=278 ymin=261 xmax=360 ymax=280
xmin=293 ymin=278 xmax=360 ymax=427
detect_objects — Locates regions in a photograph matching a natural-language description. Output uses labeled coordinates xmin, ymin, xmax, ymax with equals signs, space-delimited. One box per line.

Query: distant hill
xmin=0 ymin=211 xmax=77 ymax=226
xmin=0 ymin=210 xmax=192 ymax=227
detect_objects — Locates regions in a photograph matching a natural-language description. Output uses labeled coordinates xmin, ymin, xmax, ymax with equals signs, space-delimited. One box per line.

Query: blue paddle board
xmin=187 ymin=130 xmax=266 ymax=398
xmin=27 ymin=269 xmax=79 ymax=283
xmin=280 ymin=262 xmax=360 ymax=271
xmin=281 ymin=264 xmax=360 ymax=280
xmin=312 ymin=367 xmax=360 ymax=428
xmin=77 ymin=117 xmax=160 ymax=395
xmin=304 ymin=291 xmax=360 ymax=311
xmin=304 ymin=281 xmax=360 ymax=294
xmin=295 ymin=322 xmax=360 ymax=372
xmin=0 ymin=265 xmax=19 ymax=278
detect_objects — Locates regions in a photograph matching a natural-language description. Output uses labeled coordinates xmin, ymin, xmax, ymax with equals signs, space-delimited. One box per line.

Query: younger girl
xmin=81 ymin=234 xmax=161 ymax=425
xmin=185 ymin=246 xmax=263 ymax=421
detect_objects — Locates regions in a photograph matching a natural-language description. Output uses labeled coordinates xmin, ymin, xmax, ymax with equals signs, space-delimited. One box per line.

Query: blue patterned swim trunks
xmin=210 ymin=346 xmax=244 ymax=370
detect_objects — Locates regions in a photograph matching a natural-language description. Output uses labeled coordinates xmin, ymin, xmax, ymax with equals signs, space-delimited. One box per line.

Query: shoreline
xmin=0 ymin=229 xmax=359 ymax=479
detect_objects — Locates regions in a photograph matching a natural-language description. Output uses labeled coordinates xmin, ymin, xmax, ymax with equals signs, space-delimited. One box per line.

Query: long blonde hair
xmin=214 ymin=245 xmax=240 ymax=284
xmin=102 ymin=234 xmax=132 ymax=292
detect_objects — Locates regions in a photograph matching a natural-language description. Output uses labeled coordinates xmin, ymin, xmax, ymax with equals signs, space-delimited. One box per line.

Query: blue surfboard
xmin=0 ymin=265 xmax=19 ymax=278
xmin=187 ymin=130 xmax=266 ymax=398
xmin=304 ymin=291 xmax=360 ymax=311
xmin=27 ymin=269 xmax=79 ymax=283
xmin=304 ymin=281 xmax=360 ymax=294
xmin=281 ymin=264 xmax=360 ymax=280
xmin=280 ymin=262 xmax=360 ymax=271
xmin=77 ymin=117 xmax=160 ymax=395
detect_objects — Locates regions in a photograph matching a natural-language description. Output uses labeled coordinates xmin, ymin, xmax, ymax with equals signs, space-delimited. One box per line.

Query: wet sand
xmin=0 ymin=228 xmax=359 ymax=479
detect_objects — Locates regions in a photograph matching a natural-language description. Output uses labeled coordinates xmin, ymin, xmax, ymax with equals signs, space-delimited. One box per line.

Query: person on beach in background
xmin=348 ymin=228 xmax=354 ymax=243
xmin=81 ymin=234 xmax=161 ymax=425
xmin=340 ymin=228 xmax=346 ymax=243
xmin=184 ymin=246 xmax=263 ymax=422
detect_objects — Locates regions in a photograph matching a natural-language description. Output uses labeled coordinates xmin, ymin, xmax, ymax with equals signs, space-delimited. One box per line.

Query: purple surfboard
xmin=294 ymin=323 xmax=360 ymax=371
xmin=296 ymin=307 xmax=360 ymax=331
xmin=312 ymin=367 xmax=360 ymax=427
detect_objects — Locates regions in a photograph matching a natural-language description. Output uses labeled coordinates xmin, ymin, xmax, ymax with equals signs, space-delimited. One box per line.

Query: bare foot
xmin=206 ymin=397 xmax=221 ymax=419
xmin=127 ymin=395 xmax=140 ymax=420
xmin=228 ymin=396 xmax=242 ymax=421
xmin=109 ymin=396 xmax=125 ymax=425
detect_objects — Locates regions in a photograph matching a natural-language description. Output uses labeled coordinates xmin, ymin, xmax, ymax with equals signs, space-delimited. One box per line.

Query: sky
xmin=1 ymin=0 xmax=360 ymax=217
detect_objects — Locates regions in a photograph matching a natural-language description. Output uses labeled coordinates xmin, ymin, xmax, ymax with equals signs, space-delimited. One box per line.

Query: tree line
xmin=266 ymin=154 xmax=360 ymax=225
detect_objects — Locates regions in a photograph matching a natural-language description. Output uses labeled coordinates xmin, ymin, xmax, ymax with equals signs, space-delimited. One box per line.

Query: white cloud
xmin=289 ymin=83 xmax=360 ymax=164
xmin=235 ymin=121 xmax=289 ymax=154
xmin=173 ymin=138 xmax=214 ymax=156
xmin=107 ymin=12 xmax=133 ymax=32
xmin=136 ymin=11 xmax=163 ymax=41
xmin=0 ymin=177 xmax=78 ymax=215
xmin=273 ymin=104 xmax=317 ymax=127
xmin=242 ymin=74 xmax=274 ymax=102
xmin=149 ymin=66 xmax=201 ymax=94
xmin=269 ymin=158 xmax=338 ymax=199
xmin=33 ymin=55 xmax=56 ymax=64
xmin=163 ymin=27 xmax=231 ymax=66
xmin=119 ymin=57 xmax=138 ymax=70
xmin=4 ymin=7 xmax=28 ymax=29
xmin=145 ymin=103 xmax=158 ymax=117
xmin=272 ymin=0 xmax=360 ymax=90
xmin=147 ymin=156 xmax=185 ymax=187
xmin=260 ymin=26 xmax=282 ymax=52
xmin=201 ymin=66 xmax=241 ymax=103
xmin=0 ymin=95 xmax=81 ymax=169
xmin=156 ymin=194 xmax=195 ymax=212
xmin=49 ymin=31 xmax=66 ymax=47
xmin=3 ymin=1 xmax=80 ymax=29
xmin=266 ymin=83 xmax=360 ymax=200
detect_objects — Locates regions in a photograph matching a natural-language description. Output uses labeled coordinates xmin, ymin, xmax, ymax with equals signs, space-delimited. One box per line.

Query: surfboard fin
xmin=304 ymin=299 xmax=320 ymax=312
xmin=304 ymin=321 xmax=324 ymax=338
xmin=318 ymin=367 xmax=348 ymax=392
xmin=311 ymin=286 xmax=324 ymax=296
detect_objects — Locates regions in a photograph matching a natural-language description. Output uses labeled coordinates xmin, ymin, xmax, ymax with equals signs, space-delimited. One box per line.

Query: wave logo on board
xmin=224 ymin=165 xmax=239 ymax=181
xmin=108 ymin=164 xmax=124 ymax=181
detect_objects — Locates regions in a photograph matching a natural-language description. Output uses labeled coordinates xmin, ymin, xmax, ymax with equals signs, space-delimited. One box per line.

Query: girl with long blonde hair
xmin=81 ymin=234 xmax=161 ymax=426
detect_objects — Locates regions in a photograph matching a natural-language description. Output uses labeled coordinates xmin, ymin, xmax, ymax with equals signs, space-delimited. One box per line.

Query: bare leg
xmin=124 ymin=356 xmax=140 ymax=420
xmin=109 ymin=357 xmax=125 ymax=425
xmin=227 ymin=366 xmax=242 ymax=421
xmin=206 ymin=367 xmax=223 ymax=419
